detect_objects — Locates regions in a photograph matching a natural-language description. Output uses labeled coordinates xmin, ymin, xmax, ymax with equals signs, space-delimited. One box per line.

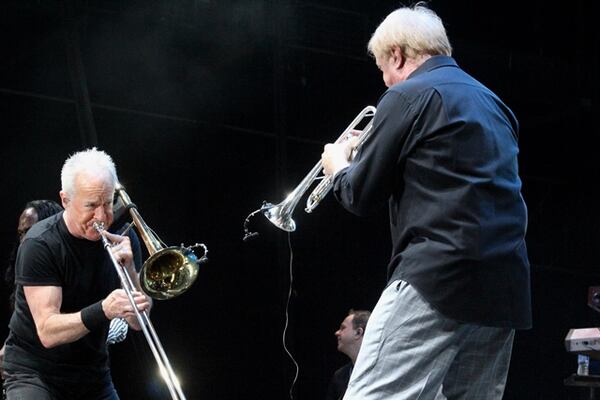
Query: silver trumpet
xmin=305 ymin=105 xmax=377 ymax=214
xmin=243 ymin=105 xmax=376 ymax=238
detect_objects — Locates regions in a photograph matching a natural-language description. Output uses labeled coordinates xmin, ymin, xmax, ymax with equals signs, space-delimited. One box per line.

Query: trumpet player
xmin=2 ymin=148 xmax=151 ymax=400
xmin=321 ymin=3 xmax=531 ymax=400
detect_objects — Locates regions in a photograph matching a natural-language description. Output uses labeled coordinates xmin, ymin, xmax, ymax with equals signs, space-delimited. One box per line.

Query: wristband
xmin=81 ymin=300 xmax=110 ymax=331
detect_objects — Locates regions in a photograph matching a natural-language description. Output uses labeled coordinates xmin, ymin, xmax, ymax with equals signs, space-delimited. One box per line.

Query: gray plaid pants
xmin=343 ymin=280 xmax=515 ymax=400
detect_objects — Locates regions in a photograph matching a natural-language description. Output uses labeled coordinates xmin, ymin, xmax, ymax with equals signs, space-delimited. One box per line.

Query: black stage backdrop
xmin=0 ymin=1 xmax=599 ymax=399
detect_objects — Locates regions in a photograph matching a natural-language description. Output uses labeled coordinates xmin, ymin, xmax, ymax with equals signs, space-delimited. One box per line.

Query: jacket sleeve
xmin=332 ymin=90 xmax=416 ymax=216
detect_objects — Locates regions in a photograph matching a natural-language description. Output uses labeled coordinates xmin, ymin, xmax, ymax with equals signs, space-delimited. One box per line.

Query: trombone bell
xmin=141 ymin=246 xmax=200 ymax=300
xmin=115 ymin=184 xmax=207 ymax=300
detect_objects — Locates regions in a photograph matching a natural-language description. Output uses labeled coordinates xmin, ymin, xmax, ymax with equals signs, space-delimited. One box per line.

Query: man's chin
xmin=84 ymin=231 xmax=102 ymax=241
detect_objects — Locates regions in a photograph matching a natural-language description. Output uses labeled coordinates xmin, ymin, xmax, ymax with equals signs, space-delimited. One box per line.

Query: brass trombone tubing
xmin=114 ymin=184 xmax=205 ymax=300
xmin=95 ymin=223 xmax=186 ymax=400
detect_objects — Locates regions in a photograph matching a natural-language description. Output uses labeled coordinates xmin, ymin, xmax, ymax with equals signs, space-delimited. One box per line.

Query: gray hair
xmin=367 ymin=3 xmax=452 ymax=61
xmin=61 ymin=147 xmax=118 ymax=197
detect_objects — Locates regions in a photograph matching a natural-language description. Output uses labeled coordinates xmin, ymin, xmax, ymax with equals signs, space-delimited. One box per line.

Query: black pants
xmin=3 ymin=370 xmax=119 ymax=400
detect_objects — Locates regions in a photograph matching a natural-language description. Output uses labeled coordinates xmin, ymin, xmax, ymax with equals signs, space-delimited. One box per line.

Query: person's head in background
xmin=17 ymin=200 xmax=64 ymax=242
xmin=335 ymin=309 xmax=371 ymax=364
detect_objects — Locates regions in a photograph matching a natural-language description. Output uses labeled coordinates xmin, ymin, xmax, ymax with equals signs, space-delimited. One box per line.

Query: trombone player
xmin=321 ymin=4 xmax=531 ymax=399
xmin=2 ymin=148 xmax=151 ymax=400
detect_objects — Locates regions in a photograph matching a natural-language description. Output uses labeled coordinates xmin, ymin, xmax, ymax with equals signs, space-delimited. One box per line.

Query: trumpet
xmin=243 ymin=105 xmax=376 ymax=238
xmin=305 ymin=106 xmax=377 ymax=214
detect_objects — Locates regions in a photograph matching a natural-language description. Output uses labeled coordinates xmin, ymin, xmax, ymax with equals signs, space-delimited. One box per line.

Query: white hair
xmin=61 ymin=147 xmax=118 ymax=196
xmin=367 ymin=3 xmax=452 ymax=61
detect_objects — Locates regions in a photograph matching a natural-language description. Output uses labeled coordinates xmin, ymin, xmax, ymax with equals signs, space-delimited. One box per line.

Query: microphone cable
xmin=282 ymin=232 xmax=299 ymax=400
xmin=242 ymin=213 xmax=299 ymax=398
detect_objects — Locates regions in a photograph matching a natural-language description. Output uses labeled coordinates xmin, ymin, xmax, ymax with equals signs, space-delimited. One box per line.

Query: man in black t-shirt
xmin=0 ymin=201 xmax=141 ymax=387
xmin=2 ymin=148 xmax=151 ymax=400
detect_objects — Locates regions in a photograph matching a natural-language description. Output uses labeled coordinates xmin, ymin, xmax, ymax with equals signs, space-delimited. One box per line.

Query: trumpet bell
xmin=141 ymin=246 xmax=200 ymax=300
xmin=263 ymin=202 xmax=296 ymax=232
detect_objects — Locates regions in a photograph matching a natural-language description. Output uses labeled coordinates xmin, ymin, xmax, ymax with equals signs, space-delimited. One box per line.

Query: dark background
xmin=1 ymin=1 xmax=599 ymax=399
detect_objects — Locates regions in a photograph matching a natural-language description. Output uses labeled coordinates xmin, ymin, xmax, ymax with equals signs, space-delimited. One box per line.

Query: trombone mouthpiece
xmin=93 ymin=222 xmax=105 ymax=232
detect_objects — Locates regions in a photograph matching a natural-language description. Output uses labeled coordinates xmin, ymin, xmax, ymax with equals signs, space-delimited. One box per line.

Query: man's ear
xmin=391 ymin=47 xmax=405 ymax=69
xmin=355 ymin=327 xmax=364 ymax=337
xmin=59 ymin=191 xmax=69 ymax=208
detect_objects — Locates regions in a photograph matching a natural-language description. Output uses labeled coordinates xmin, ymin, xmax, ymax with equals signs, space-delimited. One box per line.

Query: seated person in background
xmin=326 ymin=309 xmax=371 ymax=400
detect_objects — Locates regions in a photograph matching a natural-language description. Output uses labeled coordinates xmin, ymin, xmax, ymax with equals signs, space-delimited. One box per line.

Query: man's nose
xmin=94 ymin=206 xmax=107 ymax=220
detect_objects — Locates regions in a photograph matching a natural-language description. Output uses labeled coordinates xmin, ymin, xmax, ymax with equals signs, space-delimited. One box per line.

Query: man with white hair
xmin=322 ymin=3 xmax=531 ymax=399
xmin=2 ymin=148 xmax=151 ymax=400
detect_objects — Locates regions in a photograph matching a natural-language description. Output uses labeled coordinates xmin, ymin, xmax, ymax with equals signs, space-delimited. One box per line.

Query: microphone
xmin=243 ymin=232 xmax=260 ymax=242
xmin=242 ymin=208 xmax=262 ymax=242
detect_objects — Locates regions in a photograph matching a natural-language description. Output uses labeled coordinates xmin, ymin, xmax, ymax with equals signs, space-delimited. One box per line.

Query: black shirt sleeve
xmin=333 ymin=90 xmax=416 ymax=216
xmin=15 ymin=238 xmax=62 ymax=286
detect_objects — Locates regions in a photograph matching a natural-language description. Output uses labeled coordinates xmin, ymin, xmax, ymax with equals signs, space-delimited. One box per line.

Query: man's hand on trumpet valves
xmin=322 ymin=135 xmax=359 ymax=176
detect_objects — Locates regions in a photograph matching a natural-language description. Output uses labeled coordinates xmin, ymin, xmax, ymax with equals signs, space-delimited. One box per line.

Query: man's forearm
xmin=37 ymin=311 xmax=90 ymax=348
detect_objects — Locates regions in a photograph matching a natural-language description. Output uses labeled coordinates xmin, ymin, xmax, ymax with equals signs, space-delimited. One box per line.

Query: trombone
xmin=115 ymin=185 xmax=207 ymax=300
xmin=95 ymin=184 xmax=208 ymax=400
xmin=243 ymin=105 xmax=376 ymax=238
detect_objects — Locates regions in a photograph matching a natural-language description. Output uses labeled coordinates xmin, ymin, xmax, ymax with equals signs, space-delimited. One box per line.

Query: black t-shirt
xmin=3 ymin=212 xmax=120 ymax=384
